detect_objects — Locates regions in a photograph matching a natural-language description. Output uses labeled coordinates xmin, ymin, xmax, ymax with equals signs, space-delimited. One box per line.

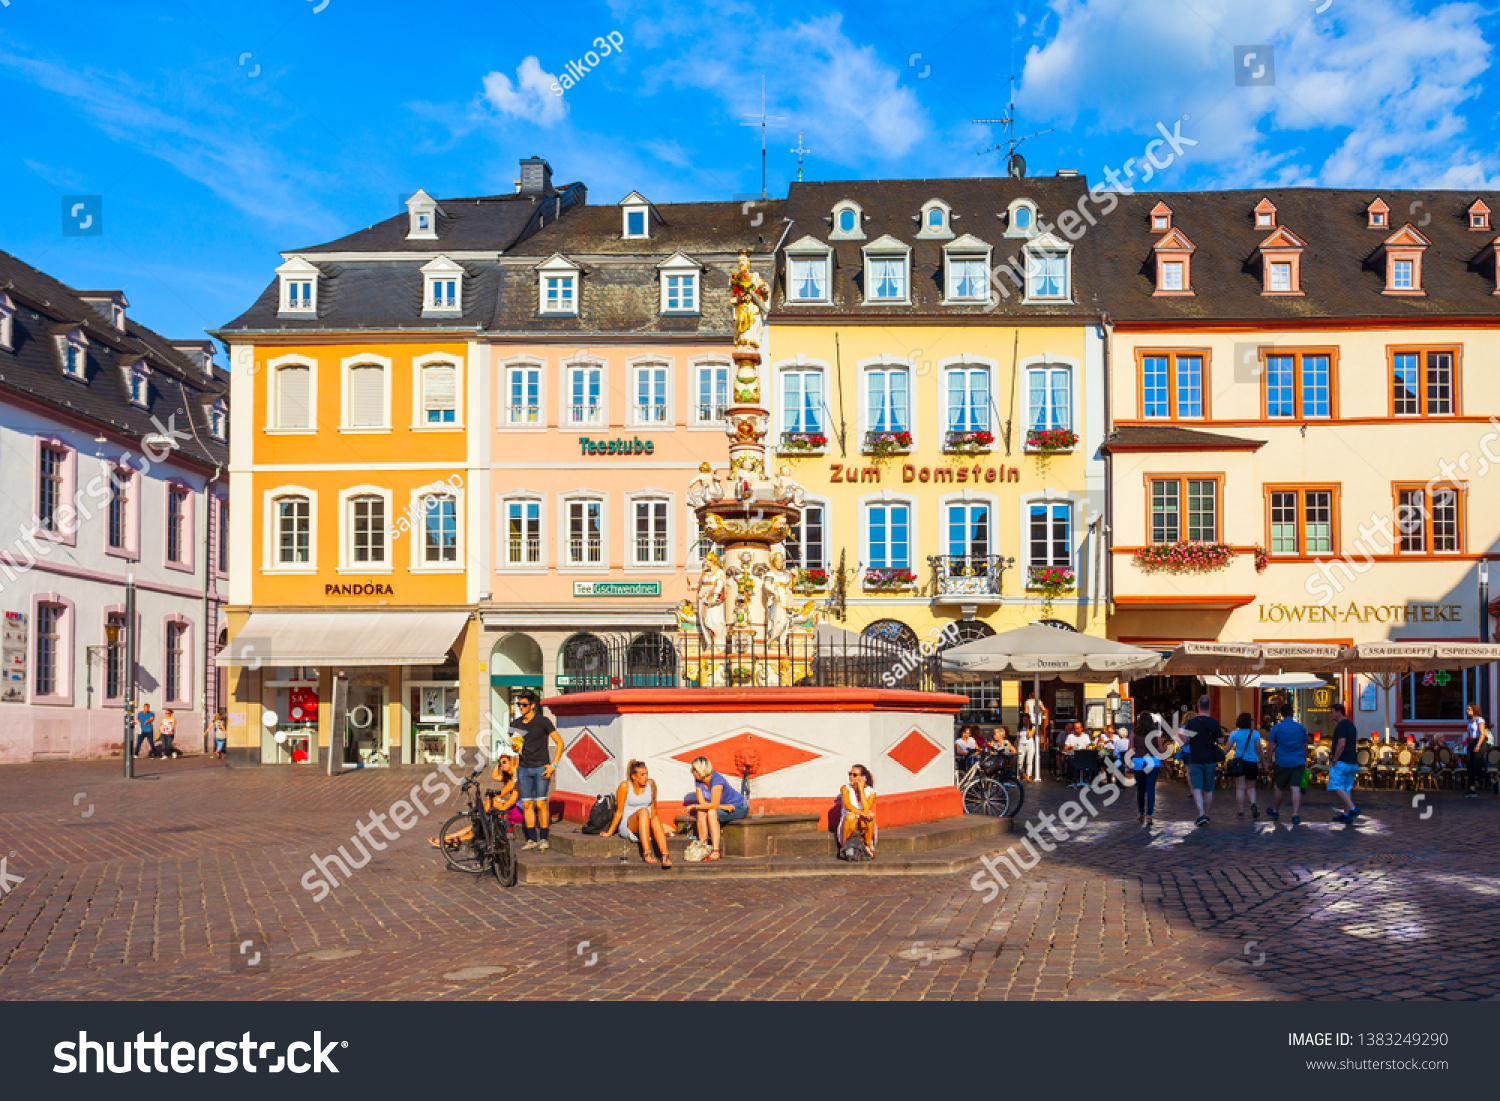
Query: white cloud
xmin=1021 ymin=0 xmax=1498 ymax=187
xmin=480 ymin=56 xmax=568 ymax=128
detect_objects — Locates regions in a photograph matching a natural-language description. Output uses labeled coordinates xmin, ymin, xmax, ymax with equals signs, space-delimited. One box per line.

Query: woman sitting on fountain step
xmin=687 ymin=757 xmax=749 ymax=861
xmin=601 ymin=761 xmax=673 ymax=869
xmin=838 ymin=765 xmax=878 ymax=859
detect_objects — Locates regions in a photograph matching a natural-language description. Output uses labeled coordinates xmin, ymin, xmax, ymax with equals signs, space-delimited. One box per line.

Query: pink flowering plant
xmin=864 ymin=430 xmax=913 ymax=455
xmin=944 ymin=429 xmax=995 ymax=452
xmin=863 ymin=567 xmax=917 ymax=590
xmin=1027 ymin=565 xmax=1076 ymax=593
xmin=1254 ymin=545 xmax=1269 ymax=574
xmin=1026 ymin=427 xmax=1079 ymax=452
xmin=781 ymin=431 xmax=828 ymax=451
xmin=1133 ymin=541 xmax=1235 ymax=573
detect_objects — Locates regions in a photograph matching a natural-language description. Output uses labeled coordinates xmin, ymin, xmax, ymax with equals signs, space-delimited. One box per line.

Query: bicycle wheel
xmin=963 ymin=778 xmax=1004 ymax=817
xmin=439 ymin=813 xmax=491 ymax=875
xmin=1000 ymin=777 xmax=1024 ymax=818
xmin=491 ymin=818 xmax=518 ymax=887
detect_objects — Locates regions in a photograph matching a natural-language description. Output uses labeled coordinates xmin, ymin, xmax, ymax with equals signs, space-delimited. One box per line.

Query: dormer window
xmin=942 ymin=235 xmax=992 ymax=303
xmin=1152 ymin=228 xmax=1196 ymax=296
xmin=658 ymin=253 xmax=702 ymax=314
xmin=620 ymin=191 xmax=652 ymax=239
xmin=1469 ymin=200 xmax=1491 ymax=230
xmin=0 ymin=292 xmax=12 ymax=351
xmin=276 ymin=257 xmax=320 ymax=315
xmin=78 ymin=291 xmax=127 ymax=332
xmin=1366 ymin=197 xmax=1389 ymax=228
xmin=1257 ymin=226 xmax=1306 ymax=295
xmin=1254 ymin=198 xmax=1277 ymax=228
xmin=59 ymin=329 xmax=88 ymax=379
xmin=785 ymin=237 xmax=832 ymax=304
xmin=861 ymin=236 xmax=910 ymax=304
xmin=1023 ymin=234 xmax=1072 ymax=302
xmin=209 ymin=399 xmax=227 ymax=440
xmin=1150 ymin=201 xmax=1173 ymax=232
xmin=1005 ymin=199 xmax=1039 ymax=238
xmin=536 ymin=254 xmax=581 ymax=316
xmin=830 ymin=200 xmax=865 ymax=241
xmin=405 ymin=189 xmax=440 ymax=240
xmin=420 ymin=256 xmax=464 ymax=315
xmin=917 ymin=200 xmax=954 ymax=240
xmin=128 ymin=364 xmax=150 ymax=406
xmin=1378 ymin=224 xmax=1430 ymax=296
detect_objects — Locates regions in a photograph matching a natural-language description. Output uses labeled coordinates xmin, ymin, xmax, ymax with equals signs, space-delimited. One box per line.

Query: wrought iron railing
xmin=927 ymin=554 xmax=1015 ymax=597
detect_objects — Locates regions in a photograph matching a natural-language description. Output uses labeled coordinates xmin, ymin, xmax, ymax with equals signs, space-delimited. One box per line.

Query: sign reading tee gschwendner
xmin=573 ymin=581 xmax=662 ymax=597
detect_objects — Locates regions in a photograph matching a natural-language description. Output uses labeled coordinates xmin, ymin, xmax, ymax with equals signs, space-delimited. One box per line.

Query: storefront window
xmin=410 ymin=683 xmax=459 ymax=764
xmin=1402 ymin=668 xmax=1476 ymax=723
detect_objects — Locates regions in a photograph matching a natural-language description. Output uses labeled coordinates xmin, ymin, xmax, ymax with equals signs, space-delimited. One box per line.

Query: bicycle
xmin=436 ymin=760 xmax=518 ymax=887
xmin=957 ymin=746 xmax=1025 ymax=818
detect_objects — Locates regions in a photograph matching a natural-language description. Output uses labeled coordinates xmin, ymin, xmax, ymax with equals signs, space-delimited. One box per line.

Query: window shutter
xmin=277 ymin=366 xmax=310 ymax=428
xmin=424 ymin=365 xmax=457 ymax=418
xmin=348 ymin=365 xmax=385 ymax=427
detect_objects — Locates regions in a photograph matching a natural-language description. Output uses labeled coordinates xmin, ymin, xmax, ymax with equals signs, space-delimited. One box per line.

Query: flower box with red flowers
xmin=943 ymin=429 xmax=994 ymax=453
xmin=1132 ymin=541 xmax=1236 ymax=573
xmin=1026 ymin=565 xmax=1076 ymax=593
xmin=795 ymin=568 xmax=829 ymax=590
xmin=779 ymin=431 xmax=828 ymax=453
xmin=863 ymin=430 xmax=913 ymax=456
xmin=862 ymin=567 xmax=917 ymax=591
xmin=1025 ymin=428 xmax=1079 ymax=453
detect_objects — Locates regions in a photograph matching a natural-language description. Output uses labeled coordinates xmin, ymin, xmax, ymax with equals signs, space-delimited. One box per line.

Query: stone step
xmin=671 ymin=812 xmax=823 ymax=857
xmin=770 ymin=814 xmax=1010 ymax=857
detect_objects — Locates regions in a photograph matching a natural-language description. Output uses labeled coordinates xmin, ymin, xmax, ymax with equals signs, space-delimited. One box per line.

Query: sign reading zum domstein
xmin=573 ymin=581 xmax=663 ymax=597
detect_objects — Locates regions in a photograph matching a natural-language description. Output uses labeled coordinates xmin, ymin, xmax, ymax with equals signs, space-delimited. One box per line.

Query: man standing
xmin=512 ymin=690 xmax=565 ymax=852
xmin=1327 ymin=703 xmax=1362 ymax=823
xmin=1063 ymin=723 xmax=1090 ymax=787
xmin=135 ymin=701 xmax=157 ymax=758
xmin=1265 ymin=702 xmax=1309 ymax=824
xmin=1180 ymin=695 xmax=1225 ymax=827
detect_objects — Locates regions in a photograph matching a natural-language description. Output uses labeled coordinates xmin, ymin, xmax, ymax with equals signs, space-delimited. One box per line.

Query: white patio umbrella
xmin=1320 ymin=642 xmax=1500 ymax=741
xmin=940 ymin=622 xmax=1164 ymax=684
xmin=1203 ymin=671 xmax=1332 ymax=718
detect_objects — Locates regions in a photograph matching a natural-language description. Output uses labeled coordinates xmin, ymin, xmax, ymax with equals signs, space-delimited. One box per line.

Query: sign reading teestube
xmin=574 ymin=581 xmax=662 ymax=597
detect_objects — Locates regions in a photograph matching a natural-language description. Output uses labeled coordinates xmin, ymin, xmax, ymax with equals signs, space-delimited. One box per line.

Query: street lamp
xmin=84 ymin=621 xmax=123 ymax=710
xmin=1480 ymin=560 xmax=1491 ymax=722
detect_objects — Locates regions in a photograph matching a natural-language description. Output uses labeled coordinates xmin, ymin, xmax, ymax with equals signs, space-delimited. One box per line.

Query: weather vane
xmin=790 ymin=132 xmax=811 ymax=182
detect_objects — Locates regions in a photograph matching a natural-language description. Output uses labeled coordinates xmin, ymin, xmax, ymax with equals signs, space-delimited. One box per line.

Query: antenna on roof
xmin=739 ymin=76 xmax=787 ymax=201
xmin=973 ymin=76 xmax=1052 ymax=178
xmin=790 ymin=132 xmax=811 ymax=183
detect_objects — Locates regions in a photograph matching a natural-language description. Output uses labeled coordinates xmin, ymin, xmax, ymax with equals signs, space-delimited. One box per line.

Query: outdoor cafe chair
xmin=1354 ymin=747 xmax=1374 ymax=789
xmin=1309 ymin=745 xmax=1331 ymax=788
xmin=1371 ymin=745 xmax=1396 ymax=788
xmin=1415 ymin=748 xmax=1438 ymax=791
xmin=1392 ymin=746 xmax=1416 ymax=791
xmin=1436 ymin=746 xmax=1458 ymax=789
xmin=1488 ymin=747 xmax=1500 ymax=794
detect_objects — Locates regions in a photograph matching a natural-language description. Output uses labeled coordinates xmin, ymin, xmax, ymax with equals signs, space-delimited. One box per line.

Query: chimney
xmin=519 ymin=156 xmax=553 ymax=195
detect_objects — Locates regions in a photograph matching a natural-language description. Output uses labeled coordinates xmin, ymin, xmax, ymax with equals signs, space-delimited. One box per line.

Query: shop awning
xmin=220 ymin=611 xmax=470 ymax=666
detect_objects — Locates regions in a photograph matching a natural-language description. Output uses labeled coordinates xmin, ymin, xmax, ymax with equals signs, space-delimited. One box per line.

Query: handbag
xmin=1226 ymin=729 xmax=1254 ymax=777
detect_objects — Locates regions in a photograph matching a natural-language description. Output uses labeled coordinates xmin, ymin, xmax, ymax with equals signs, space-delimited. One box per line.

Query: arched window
xmin=625 ymin=633 xmax=677 ymax=687
xmin=939 ymin=620 xmax=1000 ymax=722
xmin=559 ymin=632 xmax=610 ymax=694
xmin=862 ymin=619 xmax=919 ymax=650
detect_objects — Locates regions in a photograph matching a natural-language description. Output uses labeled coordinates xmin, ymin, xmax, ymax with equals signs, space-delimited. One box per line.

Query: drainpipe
xmin=1100 ymin=313 xmax=1114 ymax=617
xmin=204 ymin=463 xmax=221 ymax=753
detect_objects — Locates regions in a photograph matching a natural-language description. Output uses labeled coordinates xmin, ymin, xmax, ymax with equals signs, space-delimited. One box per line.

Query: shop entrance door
xmin=345 ymin=685 xmax=388 ymax=767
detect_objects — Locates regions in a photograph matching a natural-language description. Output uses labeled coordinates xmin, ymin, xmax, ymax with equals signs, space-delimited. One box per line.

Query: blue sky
xmin=1 ymin=0 xmax=1495 ymax=347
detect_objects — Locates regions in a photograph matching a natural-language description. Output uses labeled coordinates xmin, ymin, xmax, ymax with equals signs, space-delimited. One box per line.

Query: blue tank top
xmin=696 ymin=771 xmax=747 ymax=810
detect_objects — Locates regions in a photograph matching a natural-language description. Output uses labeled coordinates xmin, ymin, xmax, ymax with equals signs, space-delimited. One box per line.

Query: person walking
xmin=159 ymin=709 xmax=178 ymax=758
xmin=1180 ymin=695 xmax=1225 ymax=827
xmin=511 ymin=689 xmax=565 ymax=852
xmin=134 ymin=701 xmax=157 ymax=758
xmin=1327 ymin=703 xmax=1362 ymax=822
xmin=210 ymin=709 xmax=228 ymax=760
xmin=1225 ymin=712 xmax=1262 ymax=820
xmin=1265 ymin=702 xmax=1310 ymax=824
xmin=1017 ymin=717 xmax=1040 ymax=782
xmin=1130 ymin=711 xmax=1162 ymax=826
xmin=1465 ymin=702 xmax=1491 ymax=798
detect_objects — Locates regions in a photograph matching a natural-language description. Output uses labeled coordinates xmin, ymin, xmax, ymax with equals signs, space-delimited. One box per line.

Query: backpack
xmin=838 ymin=833 xmax=870 ymax=862
xmin=581 ymin=793 xmax=616 ymax=835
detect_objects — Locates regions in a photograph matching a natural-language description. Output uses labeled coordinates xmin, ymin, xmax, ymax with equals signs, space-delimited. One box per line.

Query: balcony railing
xmin=634 ymin=536 xmax=669 ymax=565
xmin=507 ymin=537 xmax=541 ymax=565
xmin=634 ymin=403 xmax=669 ymax=425
xmin=567 ymin=403 xmax=602 ymax=426
xmin=507 ymin=403 xmax=541 ymax=424
xmin=697 ymin=402 xmax=729 ymax=423
xmin=927 ymin=554 xmax=1015 ymax=598
xmin=568 ymin=537 xmax=603 ymax=565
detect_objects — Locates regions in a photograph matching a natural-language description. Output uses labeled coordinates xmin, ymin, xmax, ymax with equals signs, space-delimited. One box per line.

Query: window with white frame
xmin=216 ymin=497 xmax=229 ymax=574
xmin=165 ymin=621 xmax=186 ymax=704
xmin=1269 ymin=261 xmax=1293 ymax=292
xmin=1006 ymin=200 xmax=1037 ymax=237
xmin=35 ymin=602 xmax=64 ymax=698
xmin=1160 ymin=261 xmax=1185 ymax=291
xmin=107 ymin=467 xmax=131 ymax=552
xmin=105 ymin=612 xmax=126 ymax=700
xmin=788 ymin=255 xmax=829 ymax=302
xmin=504 ymin=499 xmax=542 ymax=566
xmin=349 ymin=495 xmax=386 ymax=565
xmin=1025 ymin=249 xmax=1068 ymax=300
xmin=946 ymin=502 xmax=991 ymax=561
xmin=422 ymin=494 xmax=458 ymax=564
xmin=346 ymin=363 xmax=386 ymax=428
xmin=128 ymin=367 xmax=149 ymax=406
xmin=1028 ymin=502 xmax=1072 ymax=567
xmin=543 ymin=273 xmax=576 ymax=314
xmin=633 ymin=364 xmax=668 ymax=424
xmin=695 ymin=362 xmax=730 ymax=423
xmin=919 ymin=201 xmax=953 ymax=237
xmin=507 ymin=364 xmax=541 ymax=424
xmin=830 ymin=201 xmax=865 ymax=240
xmin=945 ymin=366 xmax=990 ymax=432
xmin=785 ymin=504 xmax=826 ymax=570
xmin=865 ymin=250 xmax=908 ymax=302
xmin=421 ymin=257 xmax=464 ymax=313
xmin=38 ymin=444 xmax=66 ymax=533
xmin=209 ymin=399 xmax=227 ymax=439
xmin=632 ymin=497 xmax=669 ymax=565
xmin=284 ymin=279 xmax=314 ymax=312
xmin=866 ymin=502 xmax=911 ymax=569
xmin=662 ymin=272 xmax=697 ymax=313
xmin=62 ymin=336 xmax=86 ymax=379
xmin=1026 ymin=364 xmax=1072 ymax=431
xmin=275 ymin=365 xmax=312 ymax=429
xmin=946 ymin=254 xmax=988 ymax=301
xmin=1391 ymin=259 xmax=1414 ymax=290
xmin=867 ymin=366 xmax=909 ymax=433
xmin=567 ymin=365 xmax=603 ymax=426
xmin=429 ymin=279 xmax=457 ymax=310
xmin=0 ymin=294 xmax=13 ymax=350
xmin=567 ymin=499 xmax=603 ymax=566
xmin=166 ymin=485 xmax=188 ymax=564
xmin=421 ymin=363 xmax=457 ymax=425
xmin=275 ymin=495 xmax=311 ymax=564
xmin=782 ymin=369 xmax=825 ymax=434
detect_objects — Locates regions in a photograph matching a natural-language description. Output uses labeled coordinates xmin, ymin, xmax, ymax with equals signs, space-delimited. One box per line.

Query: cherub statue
xmin=687 ymin=462 xmax=724 ymax=507
xmin=774 ymin=465 xmax=806 ymax=507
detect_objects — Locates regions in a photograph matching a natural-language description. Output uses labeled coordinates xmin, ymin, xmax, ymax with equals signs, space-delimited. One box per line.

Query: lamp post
xmin=1480 ymin=560 xmax=1491 ymax=722
xmin=123 ymin=573 xmax=136 ymax=779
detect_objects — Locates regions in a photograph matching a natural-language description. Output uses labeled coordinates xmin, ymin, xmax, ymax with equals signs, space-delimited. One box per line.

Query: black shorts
xmin=1235 ymin=761 xmax=1260 ymax=781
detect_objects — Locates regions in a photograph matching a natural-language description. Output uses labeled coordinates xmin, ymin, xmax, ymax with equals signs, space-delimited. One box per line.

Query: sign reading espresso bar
xmin=1258 ymin=602 xmax=1463 ymax=624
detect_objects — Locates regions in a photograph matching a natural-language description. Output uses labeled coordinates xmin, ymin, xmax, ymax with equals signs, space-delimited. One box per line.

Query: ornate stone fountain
xmin=678 ymin=251 xmax=817 ymax=687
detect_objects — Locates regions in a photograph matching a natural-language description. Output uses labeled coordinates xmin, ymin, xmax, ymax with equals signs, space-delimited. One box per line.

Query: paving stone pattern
xmin=1 ymin=757 xmax=1497 ymax=1000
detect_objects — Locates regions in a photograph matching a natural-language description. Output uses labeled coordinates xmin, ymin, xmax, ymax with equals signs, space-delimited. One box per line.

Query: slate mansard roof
xmin=0 ymin=248 xmax=228 ymax=470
